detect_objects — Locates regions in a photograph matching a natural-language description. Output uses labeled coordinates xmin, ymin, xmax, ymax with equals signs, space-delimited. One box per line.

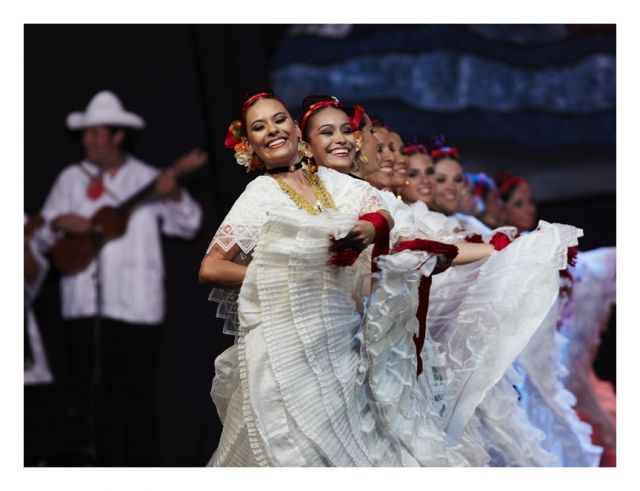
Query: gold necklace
xmin=270 ymin=169 xmax=337 ymax=216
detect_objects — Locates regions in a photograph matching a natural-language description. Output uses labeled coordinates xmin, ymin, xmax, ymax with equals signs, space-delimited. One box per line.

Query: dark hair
xmin=368 ymin=115 xmax=388 ymax=129
xmin=106 ymin=126 xmax=135 ymax=153
xmin=495 ymin=171 xmax=527 ymax=203
xmin=429 ymin=134 xmax=461 ymax=165
xmin=402 ymin=136 xmax=429 ymax=156
xmin=240 ymin=88 xmax=282 ymax=130
xmin=300 ymin=95 xmax=350 ymax=141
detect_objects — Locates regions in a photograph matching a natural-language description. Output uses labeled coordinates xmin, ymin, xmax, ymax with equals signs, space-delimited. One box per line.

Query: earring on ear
xmin=357 ymin=152 xmax=368 ymax=166
xmin=298 ymin=139 xmax=306 ymax=152
xmin=249 ymin=153 xmax=263 ymax=172
xmin=354 ymin=130 xmax=363 ymax=151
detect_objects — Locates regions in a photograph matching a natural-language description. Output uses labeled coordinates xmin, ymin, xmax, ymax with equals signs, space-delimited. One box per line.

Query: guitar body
xmin=51 ymin=207 xmax=129 ymax=275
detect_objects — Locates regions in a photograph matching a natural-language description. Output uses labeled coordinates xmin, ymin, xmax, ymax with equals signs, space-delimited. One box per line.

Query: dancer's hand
xmin=329 ymin=220 xmax=376 ymax=253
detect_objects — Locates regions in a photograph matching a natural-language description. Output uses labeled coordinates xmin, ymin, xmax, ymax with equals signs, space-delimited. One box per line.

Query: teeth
xmin=330 ymin=148 xmax=349 ymax=155
xmin=267 ymin=138 xmax=286 ymax=148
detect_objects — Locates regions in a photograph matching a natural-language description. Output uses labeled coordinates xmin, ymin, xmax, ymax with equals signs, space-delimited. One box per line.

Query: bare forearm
xmin=452 ymin=241 xmax=494 ymax=265
xmin=199 ymin=257 xmax=246 ymax=288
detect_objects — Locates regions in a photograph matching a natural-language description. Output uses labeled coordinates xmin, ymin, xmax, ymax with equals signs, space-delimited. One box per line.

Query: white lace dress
xmin=205 ymin=167 xmax=466 ymax=466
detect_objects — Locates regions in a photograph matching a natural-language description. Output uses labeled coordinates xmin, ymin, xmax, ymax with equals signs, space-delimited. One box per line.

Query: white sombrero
xmin=66 ymin=90 xmax=146 ymax=130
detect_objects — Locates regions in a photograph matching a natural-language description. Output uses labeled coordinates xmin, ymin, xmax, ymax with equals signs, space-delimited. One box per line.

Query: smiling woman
xmin=199 ymin=90 xmax=454 ymax=467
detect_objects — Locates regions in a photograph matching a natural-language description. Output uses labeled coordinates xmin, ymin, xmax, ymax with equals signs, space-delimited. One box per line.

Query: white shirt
xmin=40 ymin=155 xmax=202 ymax=324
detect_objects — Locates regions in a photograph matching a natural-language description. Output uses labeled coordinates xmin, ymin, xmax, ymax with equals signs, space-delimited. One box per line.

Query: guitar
xmin=50 ymin=148 xmax=207 ymax=275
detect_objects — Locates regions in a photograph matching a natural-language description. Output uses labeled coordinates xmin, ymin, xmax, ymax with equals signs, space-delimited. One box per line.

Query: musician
xmin=38 ymin=90 xmax=204 ymax=465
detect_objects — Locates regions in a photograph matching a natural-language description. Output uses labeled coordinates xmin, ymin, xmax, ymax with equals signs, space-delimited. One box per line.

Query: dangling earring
xmin=357 ymin=152 xmax=368 ymax=166
xmin=249 ymin=153 xmax=263 ymax=172
xmin=298 ymin=139 xmax=305 ymax=152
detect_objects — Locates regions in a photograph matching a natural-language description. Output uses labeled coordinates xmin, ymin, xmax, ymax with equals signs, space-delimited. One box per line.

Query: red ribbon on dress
xmin=465 ymin=233 xmax=484 ymax=243
xmin=489 ymin=231 xmax=513 ymax=251
xmin=393 ymin=239 xmax=459 ymax=375
xmin=358 ymin=212 xmax=390 ymax=273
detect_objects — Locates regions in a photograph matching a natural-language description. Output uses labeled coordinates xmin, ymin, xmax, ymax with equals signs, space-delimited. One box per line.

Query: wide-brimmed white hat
xmin=66 ymin=90 xmax=146 ymax=130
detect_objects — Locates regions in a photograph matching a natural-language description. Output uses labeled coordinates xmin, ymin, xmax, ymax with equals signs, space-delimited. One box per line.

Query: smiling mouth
xmin=329 ymin=148 xmax=351 ymax=157
xmin=267 ymin=137 xmax=287 ymax=149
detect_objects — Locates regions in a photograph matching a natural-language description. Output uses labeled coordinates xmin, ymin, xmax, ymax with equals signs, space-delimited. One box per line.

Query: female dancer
xmin=200 ymin=90 xmax=469 ymax=466
xmin=300 ymin=99 xmax=584 ymax=465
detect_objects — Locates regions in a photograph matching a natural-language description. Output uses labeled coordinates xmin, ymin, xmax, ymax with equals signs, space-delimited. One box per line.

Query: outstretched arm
xmin=451 ymin=241 xmax=495 ymax=265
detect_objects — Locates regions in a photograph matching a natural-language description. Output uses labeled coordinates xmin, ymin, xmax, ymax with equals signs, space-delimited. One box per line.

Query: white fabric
xmin=516 ymin=299 xmax=603 ymax=466
xmin=24 ymin=216 xmax=53 ymax=385
xmin=559 ymin=247 xmax=616 ymax=451
xmin=376 ymin=190 xmax=415 ymax=246
xmin=209 ymin=210 xmax=468 ymax=466
xmin=66 ymin=91 xmax=145 ymax=129
xmin=39 ymin=155 xmax=202 ymax=324
xmin=207 ymin=166 xmax=383 ymax=335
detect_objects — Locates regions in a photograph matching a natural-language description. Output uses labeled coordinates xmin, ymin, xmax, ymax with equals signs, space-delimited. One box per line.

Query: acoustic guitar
xmin=50 ymin=149 xmax=206 ymax=275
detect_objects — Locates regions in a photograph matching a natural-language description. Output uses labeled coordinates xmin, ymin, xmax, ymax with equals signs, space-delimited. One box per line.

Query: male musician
xmin=39 ymin=90 xmax=204 ymax=466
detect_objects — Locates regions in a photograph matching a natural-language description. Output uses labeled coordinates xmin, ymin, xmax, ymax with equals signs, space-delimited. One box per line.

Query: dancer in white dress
xmin=200 ymin=91 xmax=467 ymax=466
xmin=300 ymin=97 xmax=577 ymax=466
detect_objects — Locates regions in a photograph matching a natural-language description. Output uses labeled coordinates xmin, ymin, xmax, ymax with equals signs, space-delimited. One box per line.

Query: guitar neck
xmin=117 ymin=163 xmax=187 ymax=215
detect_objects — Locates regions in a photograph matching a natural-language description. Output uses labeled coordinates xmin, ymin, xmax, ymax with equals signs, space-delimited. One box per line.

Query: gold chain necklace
xmin=270 ymin=169 xmax=337 ymax=216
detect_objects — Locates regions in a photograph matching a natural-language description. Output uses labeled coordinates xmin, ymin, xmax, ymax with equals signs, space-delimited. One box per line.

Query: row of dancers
xmin=199 ymin=90 xmax=616 ymax=466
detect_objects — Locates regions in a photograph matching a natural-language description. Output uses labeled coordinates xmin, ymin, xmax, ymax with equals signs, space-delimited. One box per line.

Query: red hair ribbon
xmin=300 ymin=99 xmax=341 ymax=134
xmin=241 ymin=92 xmax=279 ymax=119
xmin=430 ymin=147 xmax=459 ymax=159
xmin=350 ymin=104 xmax=364 ymax=130
xmin=497 ymin=176 xmax=527 ymax=200
xmin=404 ymin=144 xmax=426 ymax=155
xmin=393 ymin=238 xmax=459 ymax=375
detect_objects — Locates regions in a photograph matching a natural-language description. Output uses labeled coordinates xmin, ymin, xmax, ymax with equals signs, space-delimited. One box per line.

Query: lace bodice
xmin=206 ymin=166 xmax=386 ymax=335
xmin=207 ymin=166 xmax=385 ymax=256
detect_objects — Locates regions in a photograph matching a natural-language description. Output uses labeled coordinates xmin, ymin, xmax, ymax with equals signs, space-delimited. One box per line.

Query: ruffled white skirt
xmin=208 ymin=211 xmax=466 ymax=466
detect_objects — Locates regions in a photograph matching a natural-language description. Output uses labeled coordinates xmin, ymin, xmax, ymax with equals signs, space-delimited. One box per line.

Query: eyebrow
xmin=250 ymin=112 xmax=287 ymax=127
xmin=317 ymin=124 xmax=336 ymax=131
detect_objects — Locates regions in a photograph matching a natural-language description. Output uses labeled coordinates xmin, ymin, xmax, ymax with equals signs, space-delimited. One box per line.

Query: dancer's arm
xmin=199 ymin=243 xmax=246 ymax=288
xmin=451 ymin=241 xmax=495 ymax=265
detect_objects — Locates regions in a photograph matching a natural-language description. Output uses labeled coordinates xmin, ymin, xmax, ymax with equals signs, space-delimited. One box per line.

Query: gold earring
xmin=404 ymin=179 xmax=410 ymax=186
xmin=298 ymin=139 xmax=305 ymax=152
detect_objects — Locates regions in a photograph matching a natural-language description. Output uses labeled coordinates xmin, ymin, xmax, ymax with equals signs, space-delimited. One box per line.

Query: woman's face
xmin=366 ymin=126 xmax=395 ymax=190
xmin=503 ymin=182 xmax=537 ymax=232
xmin=305 ymin=107 xmax=356 ymax=173
xmin=399 ymin=153 xmax=434 ymax=204
xmin=388 ymin=132 xmax=409 ymax=191
xmin=245 ymin=98 xmax=300 ymax=168
xmin=431 ymin=158 xmax=465 ymax=215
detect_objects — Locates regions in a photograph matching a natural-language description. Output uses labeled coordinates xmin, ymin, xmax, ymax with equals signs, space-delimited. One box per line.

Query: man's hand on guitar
xmin=52 ymin=214 xmax=92 ymax=234
xmin=155 ymin=148 xmax=208 ymax=201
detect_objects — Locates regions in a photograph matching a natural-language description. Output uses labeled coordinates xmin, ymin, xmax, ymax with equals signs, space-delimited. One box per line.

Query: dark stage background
xmin=24 ymin=24 xmax=616 ymax=466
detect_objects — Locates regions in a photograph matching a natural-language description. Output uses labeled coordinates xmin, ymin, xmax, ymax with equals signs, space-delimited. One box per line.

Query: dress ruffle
xmin=424 ymin=221 xmax=583 ymax=444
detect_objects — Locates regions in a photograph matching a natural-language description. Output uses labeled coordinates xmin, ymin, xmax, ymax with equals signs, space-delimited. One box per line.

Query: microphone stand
xmin=92 ymin=232 xmax=107 ymax=465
